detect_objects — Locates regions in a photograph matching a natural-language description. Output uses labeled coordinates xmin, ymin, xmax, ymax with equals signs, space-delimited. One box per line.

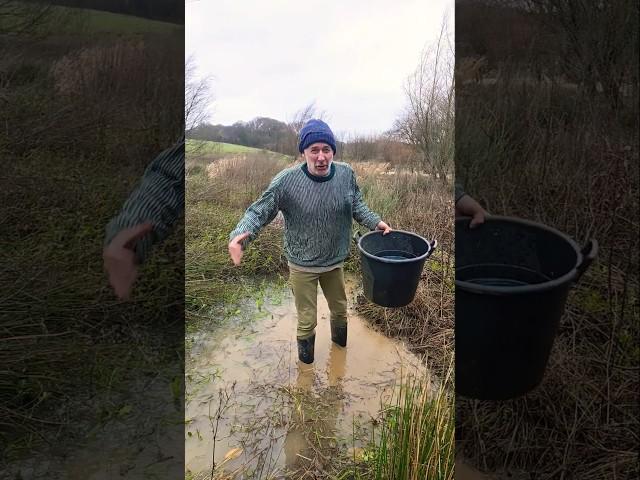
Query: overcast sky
xmin=186 ymin=0 xmax=452 ymax=137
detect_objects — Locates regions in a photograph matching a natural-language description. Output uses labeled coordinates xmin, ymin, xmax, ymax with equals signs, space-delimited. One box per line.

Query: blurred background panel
xmin=455 ymin=1 xmax=638 ymax=478
xmin=1 ymin=1 xmax=184 ymax=478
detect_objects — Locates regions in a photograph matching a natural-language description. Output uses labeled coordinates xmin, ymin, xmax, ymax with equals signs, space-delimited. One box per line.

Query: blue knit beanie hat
xmin=298 ymin=119 xmax=337 ymax=154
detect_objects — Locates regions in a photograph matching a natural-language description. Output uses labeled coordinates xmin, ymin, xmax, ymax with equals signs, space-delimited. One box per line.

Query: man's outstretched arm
xmin=103 ymin=136 xmax=185 ymax=299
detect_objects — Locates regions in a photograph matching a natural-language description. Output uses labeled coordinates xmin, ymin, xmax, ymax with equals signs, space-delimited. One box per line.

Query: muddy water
xmin=455 ymin=460 xmax=492 ymax=479
xmin=185 ymin=275 xmax=426 ymax=478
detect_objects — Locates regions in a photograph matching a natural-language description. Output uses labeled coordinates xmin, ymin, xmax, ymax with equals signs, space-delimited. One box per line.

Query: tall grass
xmin=350 ymin=165 xmax=454 ymax=376
xmin=455 ymin=62 xmax=638 ymax=478
xmin=1 ymin=24 xmax=183 ymax=461
xmin=185 ymin=150 xmax=292 ymax=328
xmin=369 ymin=363 xmax=454 ymax=480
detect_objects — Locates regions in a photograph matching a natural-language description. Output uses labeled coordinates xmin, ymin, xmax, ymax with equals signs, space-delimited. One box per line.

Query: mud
xmin=185 ymin=275 xmax=426 ymax=478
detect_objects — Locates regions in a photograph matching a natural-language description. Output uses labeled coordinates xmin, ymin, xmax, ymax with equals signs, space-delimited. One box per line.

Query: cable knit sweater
xmin=230 ymin=161 xmax=381 ymax=267
xmin=104 ymin=136 xmax=184 ymax=263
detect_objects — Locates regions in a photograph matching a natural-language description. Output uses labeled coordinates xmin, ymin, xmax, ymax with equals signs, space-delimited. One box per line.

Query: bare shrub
xmin=342 ymin=133 xmax=381 ymax=162
xmin=201 ymin=153 xmax=293 ymax=209
xmin=353 ymin=167 xmax=454 ymax=374
xmin=185 ymin=54 xmax=213 ymax=133
xmin=526 ymin=0 xmax=639 ymax=108
xmin=394 ymin=17 xmax=454 ymax=180
xmin=48 ymin=36 xmax=183 ymax=157
xmin=455 ymin=2 xmax=638 ymax=477
xmin=281 ymin=102 xmax=327 ymax=158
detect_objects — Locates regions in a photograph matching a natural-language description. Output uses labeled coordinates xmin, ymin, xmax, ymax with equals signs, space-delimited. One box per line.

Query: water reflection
xmin=284 ymin=343 xmax=347 ymax=474
xmin=185 ymin=277 xmax=424 ymax=477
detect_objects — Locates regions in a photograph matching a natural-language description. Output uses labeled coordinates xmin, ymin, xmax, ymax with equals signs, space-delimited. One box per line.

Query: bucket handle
xmin=426 ymin=239 xmax=438 ymax=258
xmin=353 ymin=230 xmax=362 ymax=245
xmin=575 ymin=239 xmax=598 ymax=284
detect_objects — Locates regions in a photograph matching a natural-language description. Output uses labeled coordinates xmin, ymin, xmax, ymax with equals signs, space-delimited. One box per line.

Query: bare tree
xmin=523 ymin=0 xmax=638 ymax=108
xmin=342 ymin=132 xmax=381 ymax=162
xmin=285 ymin=101 xmax=327 ymax=157
xmin=185 ymin=55 xmax=214 ymax=133
xmin=394 ymin=16 xmax=454 ymax=180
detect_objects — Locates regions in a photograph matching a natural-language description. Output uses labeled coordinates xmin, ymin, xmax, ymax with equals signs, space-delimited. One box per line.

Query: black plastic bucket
xmin=456 ymin=216 xmax=597 ymax=400
xmin=354 ymin=230 xmax=437 ymax=308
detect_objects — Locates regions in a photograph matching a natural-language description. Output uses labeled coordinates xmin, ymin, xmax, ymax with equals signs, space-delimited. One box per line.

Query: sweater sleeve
xmin=229 ymin=172 xmax=283 ymax=248
xmin=350 ymin=168 xmax=381 ymax=230
xmin=455 ymin=183 xmax=466 ymax=204
xmin=104 ymin=136 xmax=185 ymax=263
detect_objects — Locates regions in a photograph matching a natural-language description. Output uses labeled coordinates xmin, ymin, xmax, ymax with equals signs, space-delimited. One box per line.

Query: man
xmin=228 ymin=119 xmax=391 ymax=364
xmin=103 ymin=136 xmax=184 ymax=300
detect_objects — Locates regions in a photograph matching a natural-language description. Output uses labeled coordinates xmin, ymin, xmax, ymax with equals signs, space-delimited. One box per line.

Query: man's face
xmin=303 ymin=142 xmax=334 ymax=176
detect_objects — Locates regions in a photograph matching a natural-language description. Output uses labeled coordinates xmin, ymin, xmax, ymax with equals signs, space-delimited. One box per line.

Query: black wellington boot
xmin=297 ymin=333 xmax=315 ymax=364
xmin=331 ymin=323 xmax=347 ymax=347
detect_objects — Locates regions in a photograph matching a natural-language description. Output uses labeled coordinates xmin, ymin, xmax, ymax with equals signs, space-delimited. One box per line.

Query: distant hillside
xmin=71 ymin=7 xmax=183 ymax=33
xmin=187 ymin=140 xmax=267 ymax=155
xmin=187 ymin=117 xmax=353 ymax=158
xmin=187 ymin=117 xmax=415 ymax=164
xmin=187 ymin=117 xmax=297 ymax=156
xmin=187 ymin=140 xmax=293 ymax=164
xmin=20 ymin=0 xmax=183 ymax=24
xmin=0 ymin=3 xmax=182 ymax=34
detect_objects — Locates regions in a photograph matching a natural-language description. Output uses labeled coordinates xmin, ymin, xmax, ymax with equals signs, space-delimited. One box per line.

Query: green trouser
xmin=289 ymin=267 xmax=348 ymax=340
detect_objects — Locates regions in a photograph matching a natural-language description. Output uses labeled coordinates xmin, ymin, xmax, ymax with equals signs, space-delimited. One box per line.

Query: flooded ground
xmin=4 ymin=362 xmax=184 ymax=480
xmin=185 ymin=275 xmax=426 ymax=479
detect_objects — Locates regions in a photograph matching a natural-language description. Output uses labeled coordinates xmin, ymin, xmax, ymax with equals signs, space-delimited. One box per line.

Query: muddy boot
xmin=297 ymin=334 xmax=315 ymax=364
xmin=331 ymin=323 xmax=347 ymax=347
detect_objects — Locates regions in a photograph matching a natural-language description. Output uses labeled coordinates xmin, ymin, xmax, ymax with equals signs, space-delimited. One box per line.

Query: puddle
xmin=185 ymin=275 xmax=426 ymax=478
xmin=4 ymin=365 xmax=184 ymax=480
xmin=455 ymin=460 xmax=491 ymax=480
xmin=454 ymin=459 xmax=529 ymax=480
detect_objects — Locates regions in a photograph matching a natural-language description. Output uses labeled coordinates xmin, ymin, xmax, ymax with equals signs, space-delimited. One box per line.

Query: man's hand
xmin=455 ymin=194 xmax=487 ymax=228
xmin=103 ymin=222 xmax=153 ymax=300
xmin=375 ymin=221 xmax=392 ymax=235
xmin=228 ymin=232 xmax=250 ymax=265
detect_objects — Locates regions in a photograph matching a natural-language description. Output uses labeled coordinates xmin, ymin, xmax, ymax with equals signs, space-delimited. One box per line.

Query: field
xmin=454 ymin=3 xmax=638 ymax=475
xmin=185 ymin=142 xmax=456 ymax=479
xmin=70 ymin=7 xmax=183 ymax=33
xmin=0 ymin=6 xmax=184 ymax=476
xmin=0 ymin=3 xmax=182 ymax=34
xmin=455 ymin=65 xmax=639 ymax=479
xmin=187 ymin=140 xmax=270 ymax=156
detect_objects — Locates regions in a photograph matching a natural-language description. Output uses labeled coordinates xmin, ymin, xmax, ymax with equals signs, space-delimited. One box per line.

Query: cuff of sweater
xmin=229 ymin=226 xmax=257 ymax=248
xmin=455 ymin=192 xmax=467 ymax=204
xmin=104 ymin=217 xmax=153 ymax=264
xmin=362 ymin=213 xmax=382 ymax=231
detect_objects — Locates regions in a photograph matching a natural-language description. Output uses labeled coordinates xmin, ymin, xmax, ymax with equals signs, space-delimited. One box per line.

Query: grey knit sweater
xmin=104 ymin=136 xmax=184 ymax=263
xmin=230 ymin=161 xmax=381 ymax=267
xmin=455 ymin=183 xmax=466 ymax=203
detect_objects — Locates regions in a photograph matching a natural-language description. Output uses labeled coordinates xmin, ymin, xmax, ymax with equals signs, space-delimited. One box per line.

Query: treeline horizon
xmin=186 ymin=116 xmax=415 ymax=163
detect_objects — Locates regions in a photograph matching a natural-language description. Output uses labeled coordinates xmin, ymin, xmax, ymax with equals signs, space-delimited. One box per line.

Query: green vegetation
xmin=1 ymin=5 xmax=183 ymax=471
xmin=0 ymin=3 xmax=182 ymax=35
xmin=75 ymin=7 xmax=183 ymax=33
xmin=335 ymin=368 xmax=454 ymax=480
xmin=455 ymin=3 xmax=638 ymax=478
xmin=187 ymin=139 xmax=258 ymax=155
xmin=187 ymin=139 xmax=292 ymax=160
xmin=362 ymin=369 xmax=453 ymax=480
xmin=190 ymin=146 xmax=455 ymax=478
xmin=185 ymin=150 xmax=291 ymax=334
